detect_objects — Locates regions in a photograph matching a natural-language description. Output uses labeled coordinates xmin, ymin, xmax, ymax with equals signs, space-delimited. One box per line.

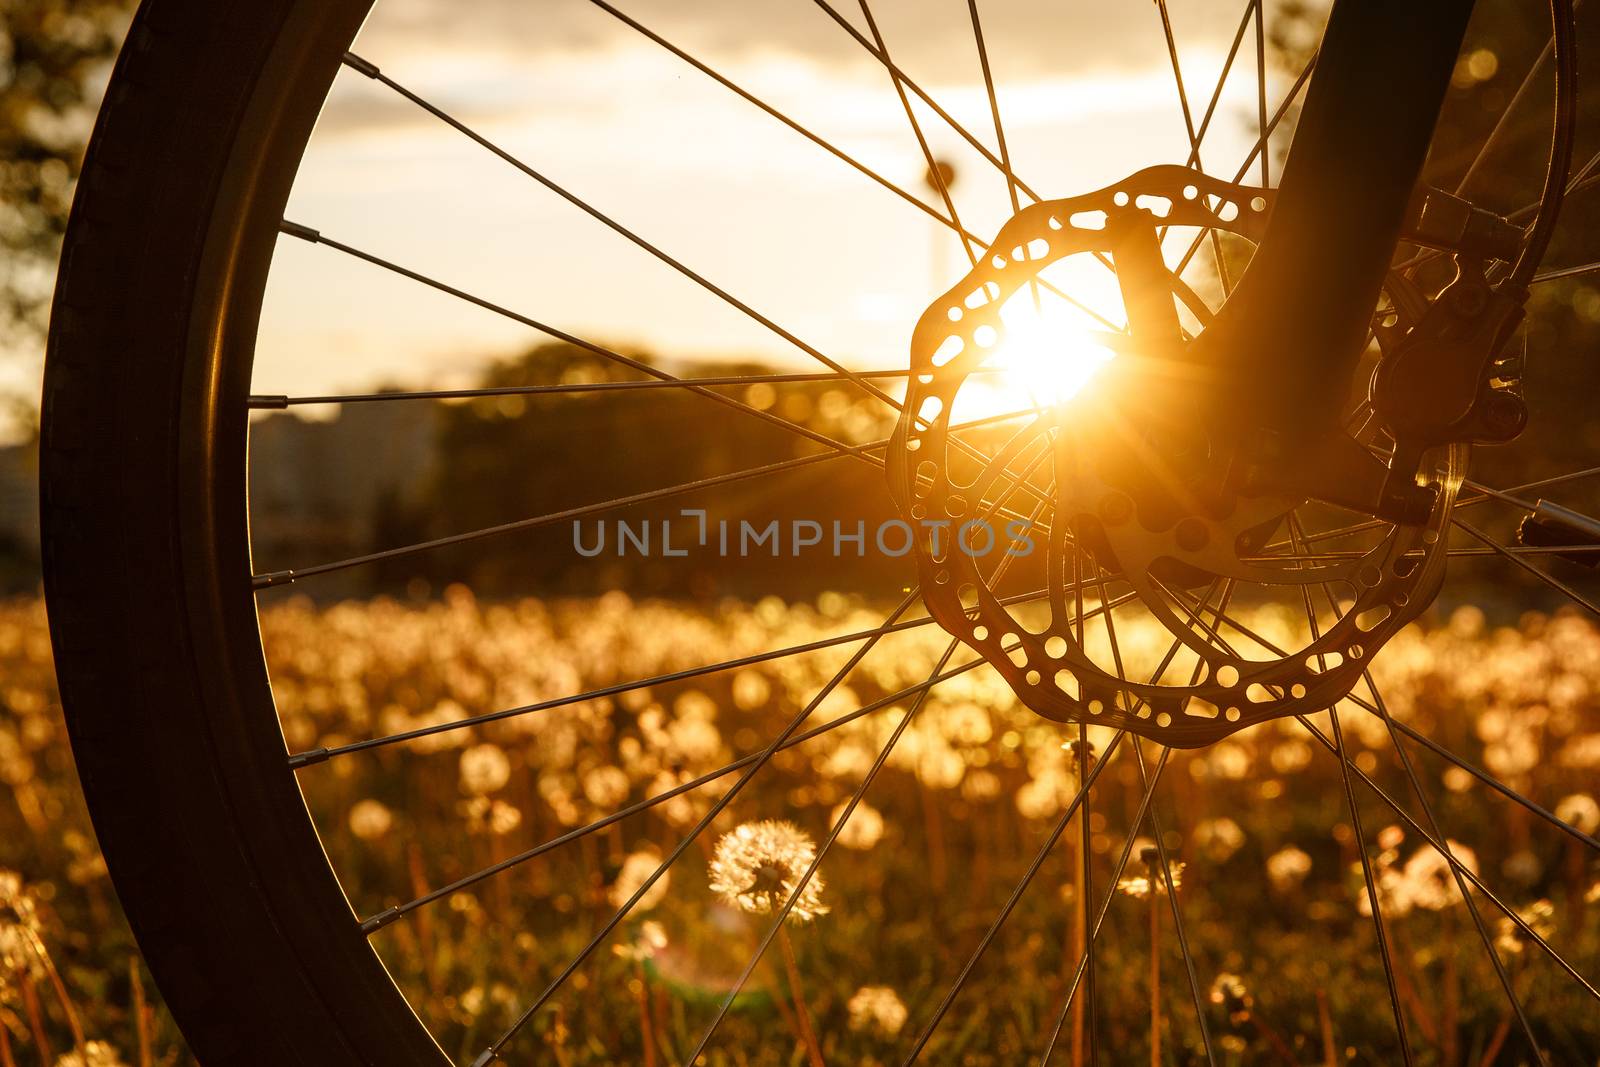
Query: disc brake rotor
xmin=887 ymin=165 xmax=1463 ymax=748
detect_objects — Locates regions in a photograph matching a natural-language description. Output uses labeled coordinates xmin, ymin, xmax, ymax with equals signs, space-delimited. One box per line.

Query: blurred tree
xmin=396 ymin=341 xmax=913 ymax=600
xmin=0 ymin=0 xmax=131 ymax=432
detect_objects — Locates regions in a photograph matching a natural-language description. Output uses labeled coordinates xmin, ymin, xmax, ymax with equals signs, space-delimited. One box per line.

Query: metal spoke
xmin=1158 ymin=583 xmax=1600 ymax=1002
xmin=1288 ymin=514 xmax=1545 ymax=1061
xmin=857 ymin=0 xmax=978 ymax=268
xmin=1448 ymin=543 xmax=1600 ymax=557
xmin=470 ymin=589 xmax=921 ymax=1064
xmin=967 ymin=0 xmax=1021 ymax=216
xmin=1184 ymin=2 xmax=1257 ymax=172
xmin=1039 ymin=581 xmax=1226 ymax=1066
xmin=1243 ymin=544 xmax=1600 ymax=562
xmin=338 ymin=53 xmax=914 ymax=421
xmin=808 ymin=0 xmax=1045 ymax=204
xmin=1454 ymin=26 xmax=1558 ymax=196
xmin=1508 ymin=143 xmax=1600 ymax=221
xmin=1154 ymin=0 xmax=1231 ymax=294
xmin=1091 ymin=557 xmax=1217 ymax=1065
xmin=1166 ymin=582 xmax=1600 ymax=856
xmin=1130 ymin=735 xmax=1216 ymax=1065
xmin=1172 ymin=47 xmax=1317 ymax=278
xmin=1362 ymin=676 xmax=1547 ymax=1062
xmin=1481 ymin=464 xmax=1600 ymax=499
xmin=582 ymin=0 xmax=1120 ymax=332
xmin=251 ymin=367 xmax=982 ymax=409
xmin=254 ymin=438 xmax=863 ymax=588
xmin=1255 ymin=0 xmax=1268 ymax=187
xmin=1453 ymin=517 xmax=1600 ymax=618
xmin=1076 ymin=718 xmax=1099 ymax=1066
xmin=1157 ymin=2 xmax=1200 ymax=155
xmin=686 ymin=464 xmax=1050 ymax=1062
xmin=337 ymin=52 xmax=1078 ymax=498
xmin=1460 ymin=477 xmax=1538 ymax=510
xmin=900 ymin=731 xmax=1128 ymax=1064
xmin=581 ymin=0 xmax=988 ymax=247
xmin=1533 ymin=259 xmax=1600 ymax=284
xmin=290 ymin=583 xmax=1076 ymax=767
xmin=361 ymin=629 xmax=1053 ymax=932
xmin=252 ymin=404 xmax=1037 ymax=588
xmin=1070 ymin=546 xmax=1099 ymax=1064
xmin=280 ymin=220 xmax=1065 ymax=531
xmin=275 ymin=222 xmax=889 ymax=471
xmin=1284 ymin=519 xmax=1415 ymax=1064
xmin=1295 ymin=715 xmax=1600 ymax=1003
xmin=1377 ymin=713 xmax=1600 ymax=853
xmin=1040 ymin=747 xmax=1174 ymax=1065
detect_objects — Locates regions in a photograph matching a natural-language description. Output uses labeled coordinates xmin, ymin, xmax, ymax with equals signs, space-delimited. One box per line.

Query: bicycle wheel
xmin=42 ymin=0 xmax=1596 ymax=1064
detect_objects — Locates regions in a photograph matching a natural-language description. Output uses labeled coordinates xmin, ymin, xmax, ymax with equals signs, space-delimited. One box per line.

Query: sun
xmin=951 ymin=294 xmax=1119 ymax=422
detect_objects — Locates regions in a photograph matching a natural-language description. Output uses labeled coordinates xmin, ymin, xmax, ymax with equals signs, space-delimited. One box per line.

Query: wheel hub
xmin=886 ymin=165 xmax=1461 ymax=747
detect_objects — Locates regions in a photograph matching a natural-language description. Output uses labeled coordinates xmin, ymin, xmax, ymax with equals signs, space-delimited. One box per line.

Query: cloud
xmin=325 ymin=0 xmax=1272 ymax=143
xmin=353 ymin=0 xmax=1257 ymax=80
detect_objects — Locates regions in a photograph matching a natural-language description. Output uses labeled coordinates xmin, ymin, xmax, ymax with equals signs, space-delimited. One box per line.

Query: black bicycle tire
xmin=41 ymin=1 xmax=447 ymax=1063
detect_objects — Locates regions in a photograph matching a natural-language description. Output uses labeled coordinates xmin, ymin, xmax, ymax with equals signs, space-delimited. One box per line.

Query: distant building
xmin=0 ymin=404 xmax=437 ymax=594
xmin=248 ymin=402 xmax=438 ymax=589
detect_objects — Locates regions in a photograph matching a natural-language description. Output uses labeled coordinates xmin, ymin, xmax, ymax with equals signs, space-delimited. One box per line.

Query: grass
xmin=1 ymin=591 xmax=1598 ymax=1065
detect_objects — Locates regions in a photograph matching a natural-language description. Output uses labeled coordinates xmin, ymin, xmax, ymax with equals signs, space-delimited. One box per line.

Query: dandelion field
xmin=3 ymin=591 xmax=1600 ymax=1066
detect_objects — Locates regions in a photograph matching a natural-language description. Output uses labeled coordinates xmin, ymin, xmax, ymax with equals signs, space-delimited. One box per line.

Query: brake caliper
xmin=1369 ymin=255 xmax=1529 ymax=509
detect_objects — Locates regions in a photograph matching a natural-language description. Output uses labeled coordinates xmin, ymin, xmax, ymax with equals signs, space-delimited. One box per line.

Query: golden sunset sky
xmin=253 ymin=0 xmax=1309 ymax=405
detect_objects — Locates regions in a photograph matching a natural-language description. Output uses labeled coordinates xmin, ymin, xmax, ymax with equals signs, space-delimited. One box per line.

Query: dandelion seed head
xmin=1555 ymin=792 xmax=1600 ymax=835
xmin=458 ymin=743 xmax=511 ymax=795
xmin=961 ymin=769 xmax=1002 ymax=803
xmin=847 ymin=985 xmax=908 ymax=1036
xmin=347 ymin=798 xmax=393 ymax=841
xmin=830 ymin=801 xmax=884 ymax=851
xmin=612 ymin=919 xmax=669 ymax=962
xmin=1192 ymin=817 xmax=1245 ymax=863
xmin=731 ymin=670 xmax=771 ymax=710
xmin=1395 ymin=842 xmax=1477 ymax=912
xmin=1208 ymin=972 xmax=1253 ymax=1025
xmin=610 ymin=849 xmax=670 ymax=912
xmin=708 ymin=820 xmax=828 ymax=922
xmin=53 ymin=1041 xmax=128 ymax=1067
xmin=1118 ymin=848 xmax=1183 ymax=899
xmin=1496 ymin=899 xmax=1555 ymax=956
xmin=916 ymin=746 xmax=965 ymax=790
xmin=1268 ymin=738 xmax=1313 ymax=775
xmin=1207 ymin=741 xmax=1251 ymax=780
xmin=487 ymin=799 xmax=522 ymax=835
xmin=582 ymin=764 xmax=630 ymax=809
xmin=673 ymin=689 xmax=717 ymax=722
xmin=1484 ymin=729 xmax=1539 ymax=779
xmin=1266 ymin=846 xmax=1312 ymax=892
xmin=0 ymin=869 xmax=34 ymax=923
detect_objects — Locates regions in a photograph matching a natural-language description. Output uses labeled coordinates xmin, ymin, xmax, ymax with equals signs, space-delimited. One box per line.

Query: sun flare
xmin=952 ymin=295 xmax=1119 ymax=422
